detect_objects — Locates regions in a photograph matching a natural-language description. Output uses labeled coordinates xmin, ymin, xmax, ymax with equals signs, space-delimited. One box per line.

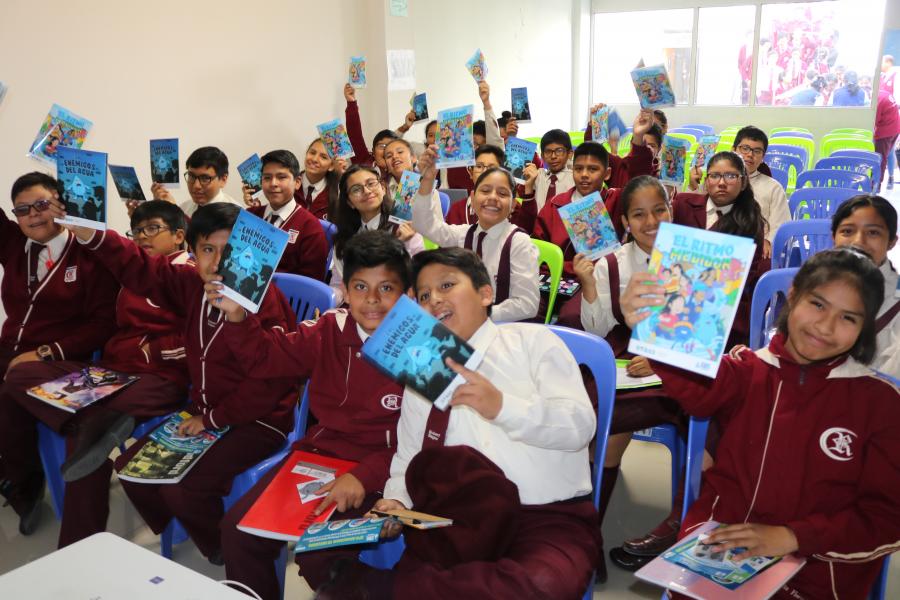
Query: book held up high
xmin=56 ymin=146 xmax=108 ymax=231
xmin=27 ymin=367 xmax=139 ymax=413
xmin=390 ymin=170 xmax=421 ymax=224
xmin=435 ymin=105 xmax=475 ymax=169
xmin=316 ymin=119 xmax=355 ymax=160
xmin=510 ymin=87 xmax=531 ymax=122
xmin=557 ymin=191 xmax=621 ymax=261
xmin=630 ymin=64 xmax=677 ymax=109
xmin=504 ymin=136 xmax=538 ymax=184
xmin=237 ymin=153 xmax=264 ymax=200
xmin=660 ymin=135 xmax=691 ymax=189
xmin=465 ymin=49 xmax=488 ymax=82
xmin=28 ymin=103 xmax=93 ymax=165
xmin=108 ymin=165 xmax=146 ymax=202
xmin=590 ymin=105 xmax=610 ymax=144
xmin=411 ymin=92 xmax=429 ymax=121
xmin=149 ymin=138 xmax=179 ymax=186
xmin=349 ymin=56 xmax=367 ymax=88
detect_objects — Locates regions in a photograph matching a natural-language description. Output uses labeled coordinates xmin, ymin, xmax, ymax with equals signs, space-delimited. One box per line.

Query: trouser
xmin=875 ymin=134 xmax=899 ymax=190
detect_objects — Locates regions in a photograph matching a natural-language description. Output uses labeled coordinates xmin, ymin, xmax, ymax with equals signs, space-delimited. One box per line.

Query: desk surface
xmin=0 ymin=532 xmax=251 ymax=599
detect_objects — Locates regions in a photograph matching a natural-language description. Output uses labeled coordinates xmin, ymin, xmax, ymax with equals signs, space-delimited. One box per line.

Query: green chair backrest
xmin=422 ymin=237 xmax=438 ymax=250
xmin=716 ymin=135 xmax=736 ymax=153
xmin=820 ymin=135 xmax=876 ymax=159
xmin=770 ymin=136 xmax=816 ymax=169
xmin=829 ymin=128 xmax=872 ymax=137
xmin=770 ymin=127 xmax=811 ymax=135
xmin=531 ymin=239 xmax=564 ymax=324
xmin=617 ymin=133 xmax=633 ymax=158
xmin=569 ymin=131 xmax=585 ymax=147
xmin=524 ymin=136 xmax=543 ymax=145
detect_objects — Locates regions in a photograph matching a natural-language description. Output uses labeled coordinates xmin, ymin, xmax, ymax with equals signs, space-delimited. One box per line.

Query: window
xmin=695 ymin=6 xmax=757 ymax=105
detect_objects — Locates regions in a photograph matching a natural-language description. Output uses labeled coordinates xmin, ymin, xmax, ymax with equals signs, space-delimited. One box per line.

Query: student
xmin=412 ymin=147 xmax=540 ymax=322
xmin=0 ymin=200 xmax=191 ymax=546
xmin=51 ymin=202 xmax=298 ymax=564
xmin=243 ymin=149 xmax=329 ymax=282
xmin=875 ymin=88 xmax=900 ymax=192
xmin=343 ymin=83 xmax=402 ymax=178
xmin=689 ymin=126 xmax=790 ymax=255
xmin=382 ymin=138 xmax=420 ymax=198
xmin=441 ymin=81 xmax=505 ymax=193
xmin=583 ymin=105 xmax=666 ymax=187
xmin=330 ymin=166 xmax=424 ymax=305
xmin=152 ymin=146 xmax=241 ymax=217
xmin=619 ymin=248 xmax=900 ymax=599
xmin=0 ymin=172 xmax=119 ymax=534
xmin=293 ymin=139 xmax=345 ymax=220
xmin=519 ymin=129 xmax=574 ymax=213
xmin=444 ymin=145 xmax=505 ymax=226
xmin=208 ymin=230 xmax=409 ymax=600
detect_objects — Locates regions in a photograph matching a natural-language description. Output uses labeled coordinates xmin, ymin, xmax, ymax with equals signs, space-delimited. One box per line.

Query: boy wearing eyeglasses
xmin=151 ymin=146 xmax=242 ymax=217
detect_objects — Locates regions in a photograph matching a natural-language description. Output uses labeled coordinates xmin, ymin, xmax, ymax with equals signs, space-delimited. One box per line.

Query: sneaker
xmin=61 ymin=412 xmax=135 ymax=482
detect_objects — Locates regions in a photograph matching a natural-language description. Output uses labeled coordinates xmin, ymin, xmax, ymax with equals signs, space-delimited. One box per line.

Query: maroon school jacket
xmin=293 ymin=174 xmax=333 ymax=220
xmin=345 ymin=100 xmax=376 ymax=167
xmin=446 ymin=194 xmax=537 ymax=234
xmin=249 ymin=204 xmax=328 ymax=282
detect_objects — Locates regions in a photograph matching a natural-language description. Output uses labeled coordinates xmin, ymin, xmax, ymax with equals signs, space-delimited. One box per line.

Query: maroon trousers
xmin=875 ymin=134 xmax=899 ymax=190
xmin=115 ymin=422 xmax=284 ymax=559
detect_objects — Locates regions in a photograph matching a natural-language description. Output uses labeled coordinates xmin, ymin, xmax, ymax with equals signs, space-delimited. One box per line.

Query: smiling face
xmin=415 ymin=263 xmax=492 ymax=341
xmin=304 ymin=140 xmax=334 ymax=182
xmin=345 ymin=264 xmax=405 ymax=334
xmin=261 ymin=162 xmax=301 ymax=211
xmin=784 ymin=279 xmax=865 ymax=364
xmin=623 ymin=187 xmax=671 ymax=253
xmin=383 ymin=140 xmax=415 ymax=181
xmin=190 ymin=229 xmax=231 ymax=284
xmin=14 ymin=184 xmax=63 ymax=243
xmin=472 ymin=171 xmax=514 ymax=229
xmin=573 ymin=154 xmax=608 ymax=197
xmin=832 ymin=206 xmax=896 ymax=266
xmin=345 ymin=169 xmax=385 ymax=222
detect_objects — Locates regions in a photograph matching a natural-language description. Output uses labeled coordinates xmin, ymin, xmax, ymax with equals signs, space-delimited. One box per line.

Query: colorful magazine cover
xmin=510 ymin=87 xmax=531 ymax=122
xmin=27 ymin=367 xmax=139 ymax=413
xmin=411 ymin=92 xmax=429 ymax=121
xmin=295 ymin=517 xmax=388 ymax=553
xmin=316 ymin=118 xmax=355 ymax=161
xmin=660 ymin=135 xmax=691 ymax=188
xmin=628 ymin=222 xmax=756 ymax=378
xmin=630 ymin=64 xmax=677 ymax=109
xmin=465 ymin=48 xmax=488 ymax=82
xmin=27 ymin=104 xmax=93 ymax=165
xmin=557 ymin=191 xmax=621 ymax=260
xmin=349 ymin=55 xmax=367 ymax=89
xmin=108 ymin=165 xmax=147 ymax=202
xmin=435 ymin=105 xmax=475 ymax=169
xmin=590 ymin=105 xmax=610 ymax=144
xmin=117 ymin=411 xmax=228 ymax=484
xmin=149 ymin=138 xmax=179 ymax=186
xmin=692 ymin=135 xmax=720 ymax=171
xmin=237 ymin=153 xmax=264 ymax=200
xmin=217 ymin=210 xmax=290 ymax=313
xmin=390 ymin=170 xmax=421 ymax=224
xmin=362 ymin=295 xmax=484 ymax=410
xmin=608 ymin=109 xmax=627 ymax=140
xmin=504 ymin=136 xmax=538 ymax=184
xmin=56 ymin=146 xmax=108 ymax=231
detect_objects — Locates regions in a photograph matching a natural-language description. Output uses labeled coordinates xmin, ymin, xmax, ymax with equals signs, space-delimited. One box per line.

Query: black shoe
xmin=16 ymin=476 xmax=45 ymax=536
xmin=621 ymin=518 xmax=680 ymax=556
xmin=208 ymin=549 xmax=225 ymax=566
xmin=596 ymin=549 xmax=608 ymax=584
xmin=609 ymin=546 xmax=654 ymax=572
xmin=61 ymin=412 xmax=135 ymax=482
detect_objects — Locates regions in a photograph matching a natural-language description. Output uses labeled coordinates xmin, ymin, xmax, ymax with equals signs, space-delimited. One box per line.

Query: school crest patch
xmin=819 ymin=427 xmax=857 ymax=462
xmin=64 ymin=266 xmax=77 ymax=283
xmin=381 ymin=394 xmax=402 ymax=410
xmin=288 ymin=229 xmax=299 ymax=244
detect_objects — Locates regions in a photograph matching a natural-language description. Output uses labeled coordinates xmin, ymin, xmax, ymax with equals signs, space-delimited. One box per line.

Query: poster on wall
xmin=387 ymin=49 xmax=416 ymax=91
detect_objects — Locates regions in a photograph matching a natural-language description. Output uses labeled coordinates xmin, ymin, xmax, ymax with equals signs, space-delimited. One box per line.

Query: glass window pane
xmin=696 ymin=6 xmax=757 ymax=106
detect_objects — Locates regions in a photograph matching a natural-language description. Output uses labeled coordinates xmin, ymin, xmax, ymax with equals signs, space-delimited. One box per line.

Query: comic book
xmin=628 ymin=222 xmax=756 ymax=378
xmin=27 ymin=367 xmax=139 ymax=413
xmin=435 ymin=105 xmax=475 ymax=169
xmin=590 ymin=105 xmax=610 ymax=144
xmin=465 ymin=48 xmax=488 ymax=82
xmin=510 ymin=87 xmax=531 ymax=122
xmin=630 ymin=64 xmax=677 ymax=109
xmin=216 ymin=210 xmax=290 ymax=313
xmin=55 ymin=146 xmax=108 ymax=231
xmin=27 ymin=104 xmax=93 ymax=165
xmin=660 ymin=135 xmax=691 ymax=189
xmin=295 ymin=518 xmax=389 ymax=553
xmin=504 ymin=136 xmax=538 ymax=184
xmin=390 ymin=170 xmax=421 ymax=224
xmin=412 ymin=92 xmax=429 ymax=121
xmin=362 ymin=295 xmax=484 ymax=410
xmin=316 ymin=118 xmax=355 ymax=160
xmin=149 ymin=138 xmax=179 ymax=186
xmin=117 ymin=411 xmax=229 ymax=484
xmin=692 ymin=135 xmax=720 ymax=171
xmin=557 ymin=191 xmax=621 ymax=261
xmin=108 ymin=165 xmax=146 ymax=202
xmin=349 ymin=55 xmax=367 ymax=89
xmin=608 ymin=109 xmax=627 ymax=141
xmin=237 ymin=153 xmax=264 ymax=200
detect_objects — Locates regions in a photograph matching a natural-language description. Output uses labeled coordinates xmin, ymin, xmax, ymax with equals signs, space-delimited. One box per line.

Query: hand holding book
xmin=619 ymin=271 xmax=667 ymax=329
xmin=703 ymin=523 xmax=799 ymax=562
xmin=176 ymin=414 xmax=206 ymax=436
xmin=446 ymin=357 xmax=502 ymax=420
xmin=416 ymin=144 xmax=439 ymax=195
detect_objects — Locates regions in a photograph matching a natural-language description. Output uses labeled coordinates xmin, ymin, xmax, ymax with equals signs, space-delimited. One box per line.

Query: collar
xmin=476 ymin=218 xmax=514 ymax=239
xmin=360 ymin=213 xmax=382 ymax=232
xmin=705 ymin=197 xmax=734 ymax=216
xmin=25 ymin=228 xmax=69 ymax=257
xmin=748 ymin=169 xmax=761 ymax=181
xmin=356 ymin=322 xmax=370 ymax=343
xmin=627 ymin=242 xmax=651 ymax=266
xmin=301 ymin=173 xmax=327 ymax=195
xmin=758 ymin=332 xmax=851 ymax=376
xmin=466 ymin=317 xmax=499 ymax=352
xmin=332 ymin=309 xmax=366 ymax=347
xmin=265 ymin=199 xmax=297 ymax=222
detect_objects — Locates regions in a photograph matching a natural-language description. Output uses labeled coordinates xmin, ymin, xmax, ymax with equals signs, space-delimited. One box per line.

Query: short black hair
xmin=645 ymin=124 xmax=663 ymax=147
xmin=425 ymin=120 xmax=438 ymax=137
xmin=11 ymin=172 xmax=63 ymax=202
xmin=573 ymin=141 xmax=610 ymax=169
xmin=186 ymin=146 xmax=229 ymax=178
xmin=342 ymin=230 xmax=412 ymax=290
xmin=261 ymin=149 xmax=301 ymax=178
xmin=130 ymin=200 xmax=187 ymax=233
xmin=186 ymin=203 xmax=240 ymax=249
xmin=831 ymin=194 xmax=898 ymax=242
xmin=411 ymin=247 xmax=492 ymax=301
xmin=733 ymin=126 xmax=769 ymax=153
xmin=474 ymin=144 xmax=506 ymax=165
xmin=473 ymin=120 xmax=487 ymax=138
xmin=473 ymin=166 xmax=515 ymax=196
xmin=652 ymin=109 xmax=668 ymax=129
xmin=372 ymin=129 xmax=398 ymax=150
xmin=498 ymin=111 xmax=512 ymax=129
xmin=540 ymin=129 xmax=572 ymax=153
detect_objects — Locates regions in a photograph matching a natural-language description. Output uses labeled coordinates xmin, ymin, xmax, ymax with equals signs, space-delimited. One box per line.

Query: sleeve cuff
xmin=382 ymin=477 xmax=413 ymax=510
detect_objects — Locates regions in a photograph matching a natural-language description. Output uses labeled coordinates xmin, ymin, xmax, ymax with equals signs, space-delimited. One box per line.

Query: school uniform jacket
xmin=78 ymin=229 xmax=299 ymax=437
xmin=345 ymin=100 xmax=377 ymax=168
xmin=583 ymin=126 xmax=660 ymax=189
xmin=654 ymin=335 xmax=900 ymax=600
xmin=248 ymin=204 xmax=328 ymax=282
xmin=445 ymin=194 xmax=536 ymax=234
xmin=221 ymin=309 xmax=402 ymax=492
xmin=293 ymin=175 xmax=332 ymax=220
xmin=0 ymin=211 xmax=118 ymax=361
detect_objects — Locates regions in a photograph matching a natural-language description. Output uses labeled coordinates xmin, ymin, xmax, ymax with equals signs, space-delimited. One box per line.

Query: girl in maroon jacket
xmin=620 ymin=248 xmax=900 ymax=599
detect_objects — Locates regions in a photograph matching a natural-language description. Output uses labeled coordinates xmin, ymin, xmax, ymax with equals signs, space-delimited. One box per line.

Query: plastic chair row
xmin=788 ymin=187 xmax=859 ymax=220
xmin=770 ymin=218 xmax=834 ymax=270
xmin=815 ymin=156 xmax=880 ymax=191
xmin=795 ymin=169 xmax=870 ymax=192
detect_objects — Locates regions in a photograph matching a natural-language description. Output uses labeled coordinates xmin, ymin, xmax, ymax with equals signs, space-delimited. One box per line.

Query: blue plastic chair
xmin=769 ymin=166 xmax=789 ymax=191
xmin=669 ymin=128 xmax=703 ymax=142
xmin=680 ymin=124 xmax=714 ymax=136
xmin=771 ymin=219 xmax=834 ymax=270
xmin=815 ymin=156 xmax=881 ymax=192
xmin=631 ymin=424 xmax=685 ymax=505
xmin=272 ymin=273 xmax=336 ymax=323
xmin=767 ymin=144 xmax=809 ymax=174
xmin=749 ymin=268 xmax=798 ymax=351
xmin=438 ymin=188 xmax=469 ymax=204
xmin=795 ymin=169 xmax=871 ymax=192
xmin=438 ymin=191 xmax=451 ymax=218
xmin=788 ymin=187 xmax=860 ymax=220
xmin=831 ymin=149 xmax=882 ymax=163
xmin=771 ymin=130 xmax=814 ymax=140
xmin=318 ymin=218 xmax=336 ymax=275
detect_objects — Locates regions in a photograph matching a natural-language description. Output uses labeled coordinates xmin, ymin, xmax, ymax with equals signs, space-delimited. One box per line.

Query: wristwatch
xmin=36 ymin=345 xmax=54 ymax=361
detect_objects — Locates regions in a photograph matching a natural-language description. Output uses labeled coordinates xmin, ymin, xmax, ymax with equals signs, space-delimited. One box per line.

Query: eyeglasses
xmin=12 ymin=199 xmax=51 ymax=217
xmin=735 ymin=144 xmax=765 ymax=157
xmin=126 ymin=224 xmax=171 ymax=239
xmin=543 ymin=148 xmax=569 ymax=158
xmin=184 ymin=172 xmax=217 ymax=186
xmin=706 ymin=172 xmax=742 ymax=183
xmin=348 ymin=179 xmax=382 ymax=198
xmin=471 ymin=163 xmax=496 ymax=172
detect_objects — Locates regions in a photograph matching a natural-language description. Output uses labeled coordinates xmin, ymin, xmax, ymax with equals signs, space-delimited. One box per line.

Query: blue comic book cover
xmin=237 ymin=153 xmax=264 ymax=199
xmin=412 ymin=92 xmax=429 ymax=121
xmin=630 ymin=65 xmax=676 ymax=109
xmin=628 ymin=223 xmax=756 ymax=378
xmin=218 ymin=210 xmax=290 ymax=313
xmin=362 ymin=295 xmax=484 ymax=410
xmin=510 ymin=87 xmax=531 ymax=122
xmin=56 ymin=146 xmax=108 ymax=231
xmin=660 ymin=135 xmax=690 ymax=188
xmin=150 ymin=138 xmax=179 ymax=185
xmin=436 ymin=105 xmax=475 ymax=169
xmin=504 ymin=136 xmax=538 ymax=184
xmin=317 ymin=119 xmax=355 ymax=161
xmin=557 ymin=191 xmax=621 ymax=260
xmin=608 ymin=109 xmax=627 ymax=140
xmin=349 ymin=55 xmax=367 ymax=89
xmin=590 ymin=105 xmax=610 ymax=144
xmin=691 ymin=135 xmax=720 ymax=171
xmin=295 ymin=518 xmax=388 ymax=554
xmin=390 ymin=170 xmax=421 ymax=224
xmin=465 ymin=48 xmax=488 ymax=82
xmin=28 ymin=104 xmax=93 ymax=165
xmin=108 ymin=165 xmax=146 ymax=202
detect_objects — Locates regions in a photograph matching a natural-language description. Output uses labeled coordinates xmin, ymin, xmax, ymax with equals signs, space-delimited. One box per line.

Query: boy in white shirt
xmin=151 ymin=146 xmax=241 ymax=217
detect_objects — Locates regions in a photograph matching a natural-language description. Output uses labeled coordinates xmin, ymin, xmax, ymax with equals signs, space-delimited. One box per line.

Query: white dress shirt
xmin=705 ymin=197 xmax=733 ymax=230
xmin=412 ymin=190 xmax=539 ymax=322
xmin=301 ymin=173 xmax=327 ymax=198
xmin=383 ymin=320 xmax=596 ymax=509
xmin=179 ymin=189 xmax=242 ymax=217
xmin=747 ymin=170 xmax=791 ymax=243
xmin=532 ymin=168 xmax=575 ymax=212
xmin=581 ymin=242 xmax=650 ymax=337
xmin=25 ymin=229 xmax=70 ymax=282
xmin=262 ymin=199 xmax=297 ymax=228
xmin=872 ymin=260 xmax=900 ymax=377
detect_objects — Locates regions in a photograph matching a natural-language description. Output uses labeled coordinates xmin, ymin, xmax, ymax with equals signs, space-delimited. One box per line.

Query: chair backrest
xmin=766 ymin=144 xmax=808 ymax=173
xmin=749 ymin=267 xmax=798 ymax=350
xmin=771 ymin=130 xmax=814 ymax=140
xmin=831 ymin=127 xmax=872 ymax=137
xmin=617 ymin=132 xmax=633 ymax=157
xmin=272 ymin=273 xmax=337 ymax=323
xmin=666 ymin=132 xmax=699 ymax=150
xmin=532 ymin=239 xmax=564 ymax=324
xmin=821 ymin=135 xmax=876 ymax=158
xmin=831 ymin=149 xmax=882 ymax=163
xmin=770 ymin=126 xmax=811 ymax=135
xmin=670 ymin=127 xmax=704 ymax=141
xmin=569 ymin=131 xmax=585 ymax=147
xmin=815 ymin=156 xmax=881 ymax=191
xmin=680 ymin=124 xmax=715 ymax=136
xmin=789 ymin=186 xmax=860 ymax=220
xmin=771 ymin=219 xmax=833 ymax=269
xmin=795 ymin=169 xmax=871 ymax=192
xmin=318 ymin=218 xmax=336 ymax=273
xmin=768 ymin=166 xmax=789 ymax=191
xmin=769 ymin=136 xmax=815 ymax=169
xmin=765 ymin=153 xmax=803 ymax=191
xmin=681 ymin=417 xmax=711 ymax=521
xmin=438 ymin=188 xmax=469 ymax=204
xmin=438 ymin=191 xmax=451 ymax=217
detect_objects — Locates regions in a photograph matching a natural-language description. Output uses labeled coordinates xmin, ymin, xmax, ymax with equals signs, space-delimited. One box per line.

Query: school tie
xmin=267 ymin=213 xmax=279 ymax=226
xmin=475 ymin=231 xmax=487 ymax=258
xmin=547 ymin=173 xmax=558 ymax=203
xmin=28 ymin=243 xmax=46 ymax=295
xmin=422 ymin=404 xmax=452 ymax=449
xmin=714 ymin=209 xmax=724 ymax=227
xmin=306 ymin=186 xmax=315 ymax=209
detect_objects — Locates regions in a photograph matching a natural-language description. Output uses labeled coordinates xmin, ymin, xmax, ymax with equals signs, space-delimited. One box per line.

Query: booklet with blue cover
xmin=630 ymin=64 xmax=677 ymax=109
xmin=412 ymin=92 xmax=429 ymax=121
xmin=505 ymin=136 xmax=538 ymax=184
xmin=362 ymin=295 xmax=484 ymax=410
xmin=108 ymin=165 xmax=147 ymax=202
xmin=608 ymin=109 xmax=627 ymax=141
xmin=27 ymin=367 xmax=139 ymax=413
xmin=217 ymin=210 xmax=290 ymax=313
xmin=149 ymin=138 xmax=179 ymax=186
xmin=557 ymin=191 xmax=621 ymax=260
xmin=390 ymin=170 xmax=421 ymax=224
xmin=628 ymin=222 xmax=756 ymax=378
xmin=349 ymin=55 xmax=367 ymax=89
xmin=590 ymin=105 xmax=610 ymax=144
xmin=465 ymin=49 xmax=488 ymax=82
xmin=28 ymin=104 xmax=93 ymax=165
xmin=295 ymin=518 xmax=389 ymax=553
xmin=692 ymin=135 xmax=720 ymax=171
xmin=435 ymin=105 xmax=475 ymax=169
xmin=510 ymin=87 xmax=531 ymax=122
xmin=317 ymin=118 xmax=355 ymax=160
xmin=56 ymin=146 xmax=108 ymax=231
xmin=660 ymin=135 xmax=691 ymax=189
xmin=237 ymin=153 xmax=264 ymax=201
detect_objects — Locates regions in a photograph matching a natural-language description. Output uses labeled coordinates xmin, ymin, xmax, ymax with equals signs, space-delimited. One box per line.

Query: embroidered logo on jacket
xmin=381 ymin=394 xmax=401 ymax=410
xmin=64 ymin=266 xmax=77 ymax=283
xmin=819 ymin=427 xmax=857 ymax=461
xmin=288 ymin=229 xmax=299 ymax=244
